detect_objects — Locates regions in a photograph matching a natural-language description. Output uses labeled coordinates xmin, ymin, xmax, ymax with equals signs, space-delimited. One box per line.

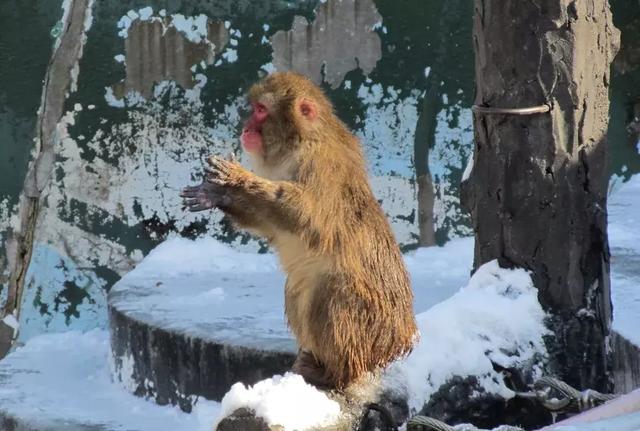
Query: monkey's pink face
xmin=241 ymin=102 xmax=268 ymax=154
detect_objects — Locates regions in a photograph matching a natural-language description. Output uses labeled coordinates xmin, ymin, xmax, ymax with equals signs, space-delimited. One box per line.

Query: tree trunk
xmin=464 ymin=0 xmax=620 ymax=391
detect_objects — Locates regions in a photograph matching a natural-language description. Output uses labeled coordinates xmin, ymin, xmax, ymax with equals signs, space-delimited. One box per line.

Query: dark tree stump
xmin=463 ymin=0 xmax=620 ymax=392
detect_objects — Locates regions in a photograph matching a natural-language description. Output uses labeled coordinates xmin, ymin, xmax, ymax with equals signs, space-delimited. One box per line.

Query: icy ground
xmin=0 ymin=330 xmax=220 ymax=431
xmin=0 ymin=175 xmax=638 ymax=430
xmin=609 ymin=175 xmax=640 ymax=346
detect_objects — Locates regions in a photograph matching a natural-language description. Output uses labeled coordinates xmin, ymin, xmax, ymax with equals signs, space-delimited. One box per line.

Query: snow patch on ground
xmin=395 ymin=260 xmax=549 ymax=412
xmin=552 ymin=411 xmax=640 ymax=431
xmin=0 ymin=330 xmax=219 ymax=431
xmin=608 ymin=174 xmax=640 ymax=346
xmin=133 ymin=236 xmax=279 ymax=276
xmin=216 ymin=373 xmax=342 ymax=430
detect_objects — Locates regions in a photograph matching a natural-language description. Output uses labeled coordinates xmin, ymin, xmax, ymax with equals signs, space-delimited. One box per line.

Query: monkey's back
xmin=281 ymin=131 xmax=418 ymax=389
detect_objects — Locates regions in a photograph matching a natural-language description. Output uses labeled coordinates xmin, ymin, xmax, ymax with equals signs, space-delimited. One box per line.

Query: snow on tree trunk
xmin=464 ymin=0 xmax=620 ymax=391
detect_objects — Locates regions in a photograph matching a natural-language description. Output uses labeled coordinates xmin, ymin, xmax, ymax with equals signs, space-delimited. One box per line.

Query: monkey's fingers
xmin=204 ymin=166 xmax=231 ymax=185
xmin=206 ymin=178 xmax=228 ymax=187
xmin=182 ymin=198 xmax=201 ymax=208
xmin=206 ymin=155 xmax=225 ymax=166
xmin=204 ymin=164 xmax=224 ymax=175
xmin=207 ymin=155 xmax=235 ymax=173
xmin=180 ymin=186 xmax=202 ymax=198
xmin=187 ymin=203 xmax=213 ymax=212
xmin=183 ymin=198 xmax=214 ymax=212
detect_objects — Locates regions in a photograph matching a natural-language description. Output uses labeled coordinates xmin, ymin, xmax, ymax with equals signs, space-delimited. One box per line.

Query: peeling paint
xmin=23 ymin=88 xmax=262 ymax=334
xmin=271 ymin=0 xmax=383 ymax=88
xmin=111 ymin=9 xmax=229 ymax=100
xmin=19 ymin=243 xmax=108 ymax=340
xmin=356 ymin=83 xmax=422 ymax=244
xmin=430 ymin=102 xmax=473 ymax=238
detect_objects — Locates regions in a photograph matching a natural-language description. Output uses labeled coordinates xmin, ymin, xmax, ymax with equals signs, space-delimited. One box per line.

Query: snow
xmin=133 ymin=236 xmax=280 ymax=275
xmin=0 ymin=330 xmax=220 ymax=431
xmin=550 ymin=411 xmax=640 ymax=431
xmin=110 ymin=236 xmax=473 ymax=353
xmin=2 ymin=312 xmax=19 ymax=335
xmin=394 ymin=260 xmax=549 ymax=412
xmin=208 ymin=254 xmax=548 ymax=425
xmin=609 ymin=174 xmax=640 ymax=346
xmin=462 ymin=151 xmax=474 ymax=181
xmin=216 ymin=373 xmax=342 ymax=430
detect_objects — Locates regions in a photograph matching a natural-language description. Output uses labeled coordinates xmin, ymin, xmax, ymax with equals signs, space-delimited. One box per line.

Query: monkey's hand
xmin=180 ymin=181 xmax=231 ymax=212
xmin=203 ymin=155 xmax=250 ymax=188
xmin=196 ymin=155 xmax=305 ymax=234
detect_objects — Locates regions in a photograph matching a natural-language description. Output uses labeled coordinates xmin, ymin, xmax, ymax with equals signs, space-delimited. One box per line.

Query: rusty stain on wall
xmin=270 ymin=0 xmax=383 ymax=89
xmin=113 ymin=18 xmax=229 ymax=99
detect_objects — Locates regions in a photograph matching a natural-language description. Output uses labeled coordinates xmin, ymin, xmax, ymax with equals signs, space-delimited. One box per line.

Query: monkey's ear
xmin=297 ymin=98 xmax=318 ymax=121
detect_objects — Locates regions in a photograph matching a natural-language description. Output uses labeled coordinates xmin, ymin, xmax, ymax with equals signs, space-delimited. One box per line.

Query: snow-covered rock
xmin=216 ymin=373 xmax=342 ymax=430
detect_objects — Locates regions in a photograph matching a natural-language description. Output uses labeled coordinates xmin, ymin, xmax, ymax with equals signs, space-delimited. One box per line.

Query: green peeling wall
xmin=0 ymin=0 xmax=638 ymax=338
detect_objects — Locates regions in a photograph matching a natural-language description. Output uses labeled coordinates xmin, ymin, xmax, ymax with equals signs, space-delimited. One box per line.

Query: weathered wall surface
xmin=0 ymin=0 xmax=638 ymax=339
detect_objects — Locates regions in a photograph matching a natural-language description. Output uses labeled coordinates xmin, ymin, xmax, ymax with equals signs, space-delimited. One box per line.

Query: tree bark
xmin=464 ymin=0 xmax=620 ymax=391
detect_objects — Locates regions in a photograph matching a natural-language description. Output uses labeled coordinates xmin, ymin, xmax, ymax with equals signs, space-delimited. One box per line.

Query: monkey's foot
xmin=292 ymin=350 xmax=334 ymax=390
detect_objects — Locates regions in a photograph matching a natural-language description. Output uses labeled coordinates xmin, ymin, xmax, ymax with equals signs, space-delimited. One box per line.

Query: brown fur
xmin=185 ymin=72 xmax=417 ymax=389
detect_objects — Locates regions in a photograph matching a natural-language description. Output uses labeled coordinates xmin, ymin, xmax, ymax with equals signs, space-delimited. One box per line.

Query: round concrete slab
xmin=107 ymin=238 xmax=473 ymax=411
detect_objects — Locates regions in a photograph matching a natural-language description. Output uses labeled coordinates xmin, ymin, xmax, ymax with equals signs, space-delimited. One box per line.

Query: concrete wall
xmin=0 ymin=0 xmax=638 ymax=341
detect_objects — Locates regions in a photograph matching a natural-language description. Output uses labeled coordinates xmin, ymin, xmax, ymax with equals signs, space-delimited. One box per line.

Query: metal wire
xmin=405 ymin=376 xmax=618 ymax=431
xmin=406 ymin=415 xmax=455 ymax=431
xmin=406 ymin=415 xmax=525 ymax=431
xmin=533 ymin=376 xmax=617 ymax=412
xmin=471 ymin=104 xmax=550 ymax=115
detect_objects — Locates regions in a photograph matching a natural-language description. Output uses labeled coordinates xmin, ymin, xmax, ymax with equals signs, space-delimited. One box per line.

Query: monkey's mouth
xmin=241 ymin=126 xmax=263 ymax=153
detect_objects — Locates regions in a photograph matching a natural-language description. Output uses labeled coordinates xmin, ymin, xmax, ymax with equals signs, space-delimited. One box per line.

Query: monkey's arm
xmin=181 ymin=156 xmax=304 ymax=233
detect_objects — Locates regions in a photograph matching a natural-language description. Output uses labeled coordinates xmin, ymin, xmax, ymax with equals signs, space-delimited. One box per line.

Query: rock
xmin=216 ymin=408 xmax=273 ymax=431
xmin=418 ymin=375 xmax=552 ymax=430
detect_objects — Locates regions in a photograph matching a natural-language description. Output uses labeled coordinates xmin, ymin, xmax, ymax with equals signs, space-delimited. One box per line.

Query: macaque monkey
xmin=181 ymin=72 xmax=417 ymax=389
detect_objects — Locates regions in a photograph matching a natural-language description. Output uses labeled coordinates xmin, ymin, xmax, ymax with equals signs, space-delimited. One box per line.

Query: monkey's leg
xmin=292 ymin=350 xmax=334 ymax=389
xmin=204 ymin=156 xmax=304 ymax=231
